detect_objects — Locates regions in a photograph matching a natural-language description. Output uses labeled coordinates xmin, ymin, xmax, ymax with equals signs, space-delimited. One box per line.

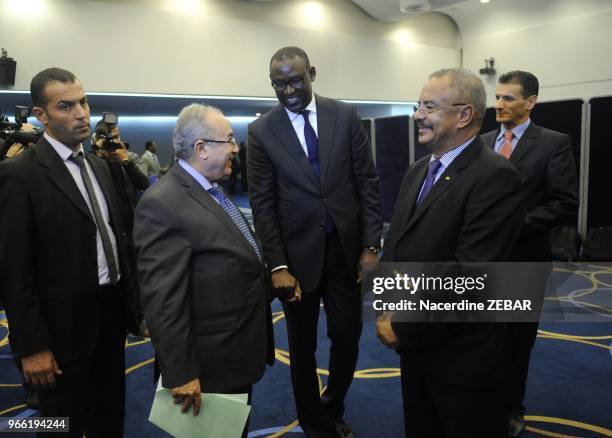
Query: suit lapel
xmin=315 ymin=95 xmax=337 ymax=189
xmin=395 ymin=159 xmax=428 ymax=233
xmin=510 ymin=122 xmax=538 ymax=165
xmin=173 ymin=166 xmax=261 ymax=261
xmin=35 ymin=140 xmax=93 ymax=223
xmin=399 ymin=138 xmax=482 ymax=237
xmin=269 ymin=105 xmax=320 ymax=187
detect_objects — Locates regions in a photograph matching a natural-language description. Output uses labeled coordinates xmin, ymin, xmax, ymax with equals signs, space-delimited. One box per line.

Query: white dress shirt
xmin=45 ymin=133 xmax=119 ymax=285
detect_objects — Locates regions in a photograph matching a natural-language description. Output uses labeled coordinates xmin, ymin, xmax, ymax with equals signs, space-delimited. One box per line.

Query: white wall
xmin=0 ymin=0 xmax=460 ymax=102
xmin=445 ymin=0 xmax=612 ymax=104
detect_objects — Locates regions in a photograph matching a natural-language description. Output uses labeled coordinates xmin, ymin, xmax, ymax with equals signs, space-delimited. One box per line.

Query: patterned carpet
xmin=1 ymin=196 xmax=611 ymax=437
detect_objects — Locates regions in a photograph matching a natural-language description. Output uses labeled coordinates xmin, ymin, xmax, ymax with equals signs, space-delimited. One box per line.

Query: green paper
xmin=148 ymin=380 xmax=251 ymax=438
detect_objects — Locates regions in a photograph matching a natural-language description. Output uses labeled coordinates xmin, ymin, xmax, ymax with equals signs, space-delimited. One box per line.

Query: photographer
xmin=0 ymin=107 xmax=43 ymax=160
xmin=92 ymin=119 xmax=149 ymax=338
xmin=92 ymin=120 xmax=149 ymax=227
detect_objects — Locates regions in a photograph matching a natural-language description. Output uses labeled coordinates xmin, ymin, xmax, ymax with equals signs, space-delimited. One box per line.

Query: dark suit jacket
xmin=481 ymin=122 xmax=579 ymax=261
xmin=384 ymin=136 xmax=524 ymax=389
xmin=247 ymin=95 xmax=382 ymax=292
xmin=133 ymin=164 xmax=274 ymax=391
xmin=0 ymin=137 xmax=132 ymax=365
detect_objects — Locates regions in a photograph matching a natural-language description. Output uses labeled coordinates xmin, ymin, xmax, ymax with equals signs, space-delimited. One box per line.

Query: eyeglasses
xmin=271 ymin=72 xmax=309 ymax=91
xmin=412 ymin=103 xmax=467 ymax=115
xmin=198 ymin=137 xmax=237 ymax=146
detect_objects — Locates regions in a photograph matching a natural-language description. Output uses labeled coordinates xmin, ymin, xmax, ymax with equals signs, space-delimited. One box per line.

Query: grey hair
xmin=429 ymin=68 xmax=486 ymax=125
xmin=172 ymin=103 xmax=224 ymax=161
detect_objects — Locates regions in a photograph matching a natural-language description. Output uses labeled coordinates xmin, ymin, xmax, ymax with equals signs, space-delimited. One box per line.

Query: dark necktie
xmin=208 ymin=186 xmax=262 ymax=260
xmin=69 ymin=152 xmax=119 ymax=284
xmin=416 ymin=159 xmax=442 ymax=206
xmin=300 ymin=110 xmax=334 ymax=233
xmin=300 ymin=110 xmax=320 ymax=177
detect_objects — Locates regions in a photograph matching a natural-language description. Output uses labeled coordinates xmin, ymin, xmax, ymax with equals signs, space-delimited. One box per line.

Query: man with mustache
xmin=481 ymin=70 xmax=579 ymax=437
xmin=377 ymin=68 xmax=524 ymax=437
xmin=248 ymin=46 xmax=382 ymax=438
xmin=0 ymin=68 xmax=132 ymax=437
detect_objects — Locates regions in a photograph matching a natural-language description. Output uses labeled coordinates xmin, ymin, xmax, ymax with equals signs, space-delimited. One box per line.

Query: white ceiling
xmin=350 ymin=0 xmax=470 ymax=21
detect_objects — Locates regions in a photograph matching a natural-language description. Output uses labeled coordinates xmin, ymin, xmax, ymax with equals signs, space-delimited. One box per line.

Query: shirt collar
xmin=431 ymin=136 xmax=476 ymax=169
xmin=178 ymin=159 xmax=215 ymax=191
xmin=497 ymin=118 xmax=531 ymax=143
xmin=44 ymin=132 xmax=85 ymax=161
xmin=285 ymin=93 xmax=317 ymax=122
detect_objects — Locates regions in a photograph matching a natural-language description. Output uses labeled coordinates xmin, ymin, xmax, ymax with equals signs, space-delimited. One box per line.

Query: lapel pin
xmin=445 ymin=176 xmax=451 ymax=181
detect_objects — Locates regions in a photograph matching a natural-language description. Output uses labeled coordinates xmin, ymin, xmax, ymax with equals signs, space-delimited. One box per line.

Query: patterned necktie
xmin=416 ymin=159 xmax=442 ymax=206
xmin=300 ymin=110 xmax=320 ymax=177
xmin=208 ymin=186 xmax=261 ymax=260
xmin=499 ymin=130 xmax=514 ymax=159
xmin=69 ymin=152 xmax=119 ymax=284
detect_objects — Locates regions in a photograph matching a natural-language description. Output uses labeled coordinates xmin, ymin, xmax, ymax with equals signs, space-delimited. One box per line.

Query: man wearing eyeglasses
xmin=248 ymin=46 xmax=382 ymax=438
xmin=133 ymin=104 xmax=274 ymax=433
xmin=377 ymin=68 xmax=524 ymax=437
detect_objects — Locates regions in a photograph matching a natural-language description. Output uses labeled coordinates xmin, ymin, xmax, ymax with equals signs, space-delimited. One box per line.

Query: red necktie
xmin=499 ymin=130 xmax=513 ymax=159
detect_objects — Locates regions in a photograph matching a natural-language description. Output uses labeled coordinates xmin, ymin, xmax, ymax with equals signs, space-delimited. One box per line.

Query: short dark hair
xmin=30 ymin=67 xmax=78 ymax=108
xmin=145 ymin=140 xmax=156 ymax=151
xmin=498 ymin=70 xmax=539 ymax=98
xmin=270 ymin=46 xmax=310 ymax=69
xmin=95 ymin=120 xmax=113 ymax=137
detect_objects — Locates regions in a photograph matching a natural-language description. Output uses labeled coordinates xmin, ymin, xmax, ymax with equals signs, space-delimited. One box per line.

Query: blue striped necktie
xmin=208 ymin=186 xmax=261 ymax=260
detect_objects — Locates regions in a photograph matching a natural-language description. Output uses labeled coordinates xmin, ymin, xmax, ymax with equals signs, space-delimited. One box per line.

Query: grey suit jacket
xmin=247 ymin=95 xmax=382 ymax=292
xmin=133 ymin=164 xmax=273 ymax=391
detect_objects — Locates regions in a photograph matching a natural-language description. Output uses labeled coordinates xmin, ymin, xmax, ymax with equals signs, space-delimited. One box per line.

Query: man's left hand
xmin=376 ymin=311 xmax=400 ymax=348
xmin=357 ymin=248 xmax=379 ymax=283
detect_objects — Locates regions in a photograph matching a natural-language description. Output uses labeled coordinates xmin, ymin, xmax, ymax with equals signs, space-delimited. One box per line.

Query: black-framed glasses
xmin=412 ymin=103 xmax=467 ymax=115
xmin=271 ymin=72 xmax=309 ymax=91
xmin=198 ymin=137 xmax=237 ymax=146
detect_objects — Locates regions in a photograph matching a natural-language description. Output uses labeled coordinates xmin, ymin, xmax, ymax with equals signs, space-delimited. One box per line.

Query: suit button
xmin=319 ymin=225 xmax=324 ymax=231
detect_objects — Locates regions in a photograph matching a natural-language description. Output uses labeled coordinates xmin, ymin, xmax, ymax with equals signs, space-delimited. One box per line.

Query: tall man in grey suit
xmin=0 ymin=68 xmax=131 ymax=437
xmin=377 ymin=68 xmax=524 ymax=438
xmin=133 ymin=104 xmax=274 ymax=421
xmin=248 ymin=46 xmax=382 ymax=438
xmin=481 ymin=70 xmax=579 ymax=437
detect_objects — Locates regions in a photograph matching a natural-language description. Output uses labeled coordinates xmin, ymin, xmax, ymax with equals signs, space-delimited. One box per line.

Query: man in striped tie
xmin=134 ymin=104 xmax=274 ymax=436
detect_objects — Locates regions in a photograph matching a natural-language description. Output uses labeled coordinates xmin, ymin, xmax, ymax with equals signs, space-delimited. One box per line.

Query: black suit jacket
xmin=0 ymin=137 xmax=132 ymax=365
xmin=247 ymin=95 xmax=382 ymax=292
xmin=133 ymin=164 xmax=274 ymax=391
xmin=481 ymin=122 xmax=579 ymax=261
xmin=384 ymin=136 xmax=524 ymax=388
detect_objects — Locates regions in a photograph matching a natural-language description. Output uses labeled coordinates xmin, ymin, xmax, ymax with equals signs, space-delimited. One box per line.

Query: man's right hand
xmin=271 ymin=269 xmax=302 ymax=302
xmin=171 ymin=378 xmax=202 ymax=415
xmin=21 ymin=349 xmax=62 ymax=390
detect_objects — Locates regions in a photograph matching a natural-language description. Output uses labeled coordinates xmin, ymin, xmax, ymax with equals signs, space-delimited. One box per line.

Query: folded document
xmin=149 ymin=379 xmax=251 ymax=438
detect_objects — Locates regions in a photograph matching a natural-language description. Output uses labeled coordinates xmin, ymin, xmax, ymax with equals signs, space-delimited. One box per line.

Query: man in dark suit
xmin=248 ymin=46 xmax=382 ymax=438
xmin=481 ymin=70 xmax=579 ymax=437
xmin=133 ymin=104 xmax=274 ymax=424
xmin=377 ymin=68 xmax=524 ymax=438
xmin=0 ymin=68 xmax=132 ymax=437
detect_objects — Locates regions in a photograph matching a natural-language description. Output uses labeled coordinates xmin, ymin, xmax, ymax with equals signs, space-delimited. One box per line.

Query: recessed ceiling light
xmin=480 ymin=0 xmax=490 ymax=3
